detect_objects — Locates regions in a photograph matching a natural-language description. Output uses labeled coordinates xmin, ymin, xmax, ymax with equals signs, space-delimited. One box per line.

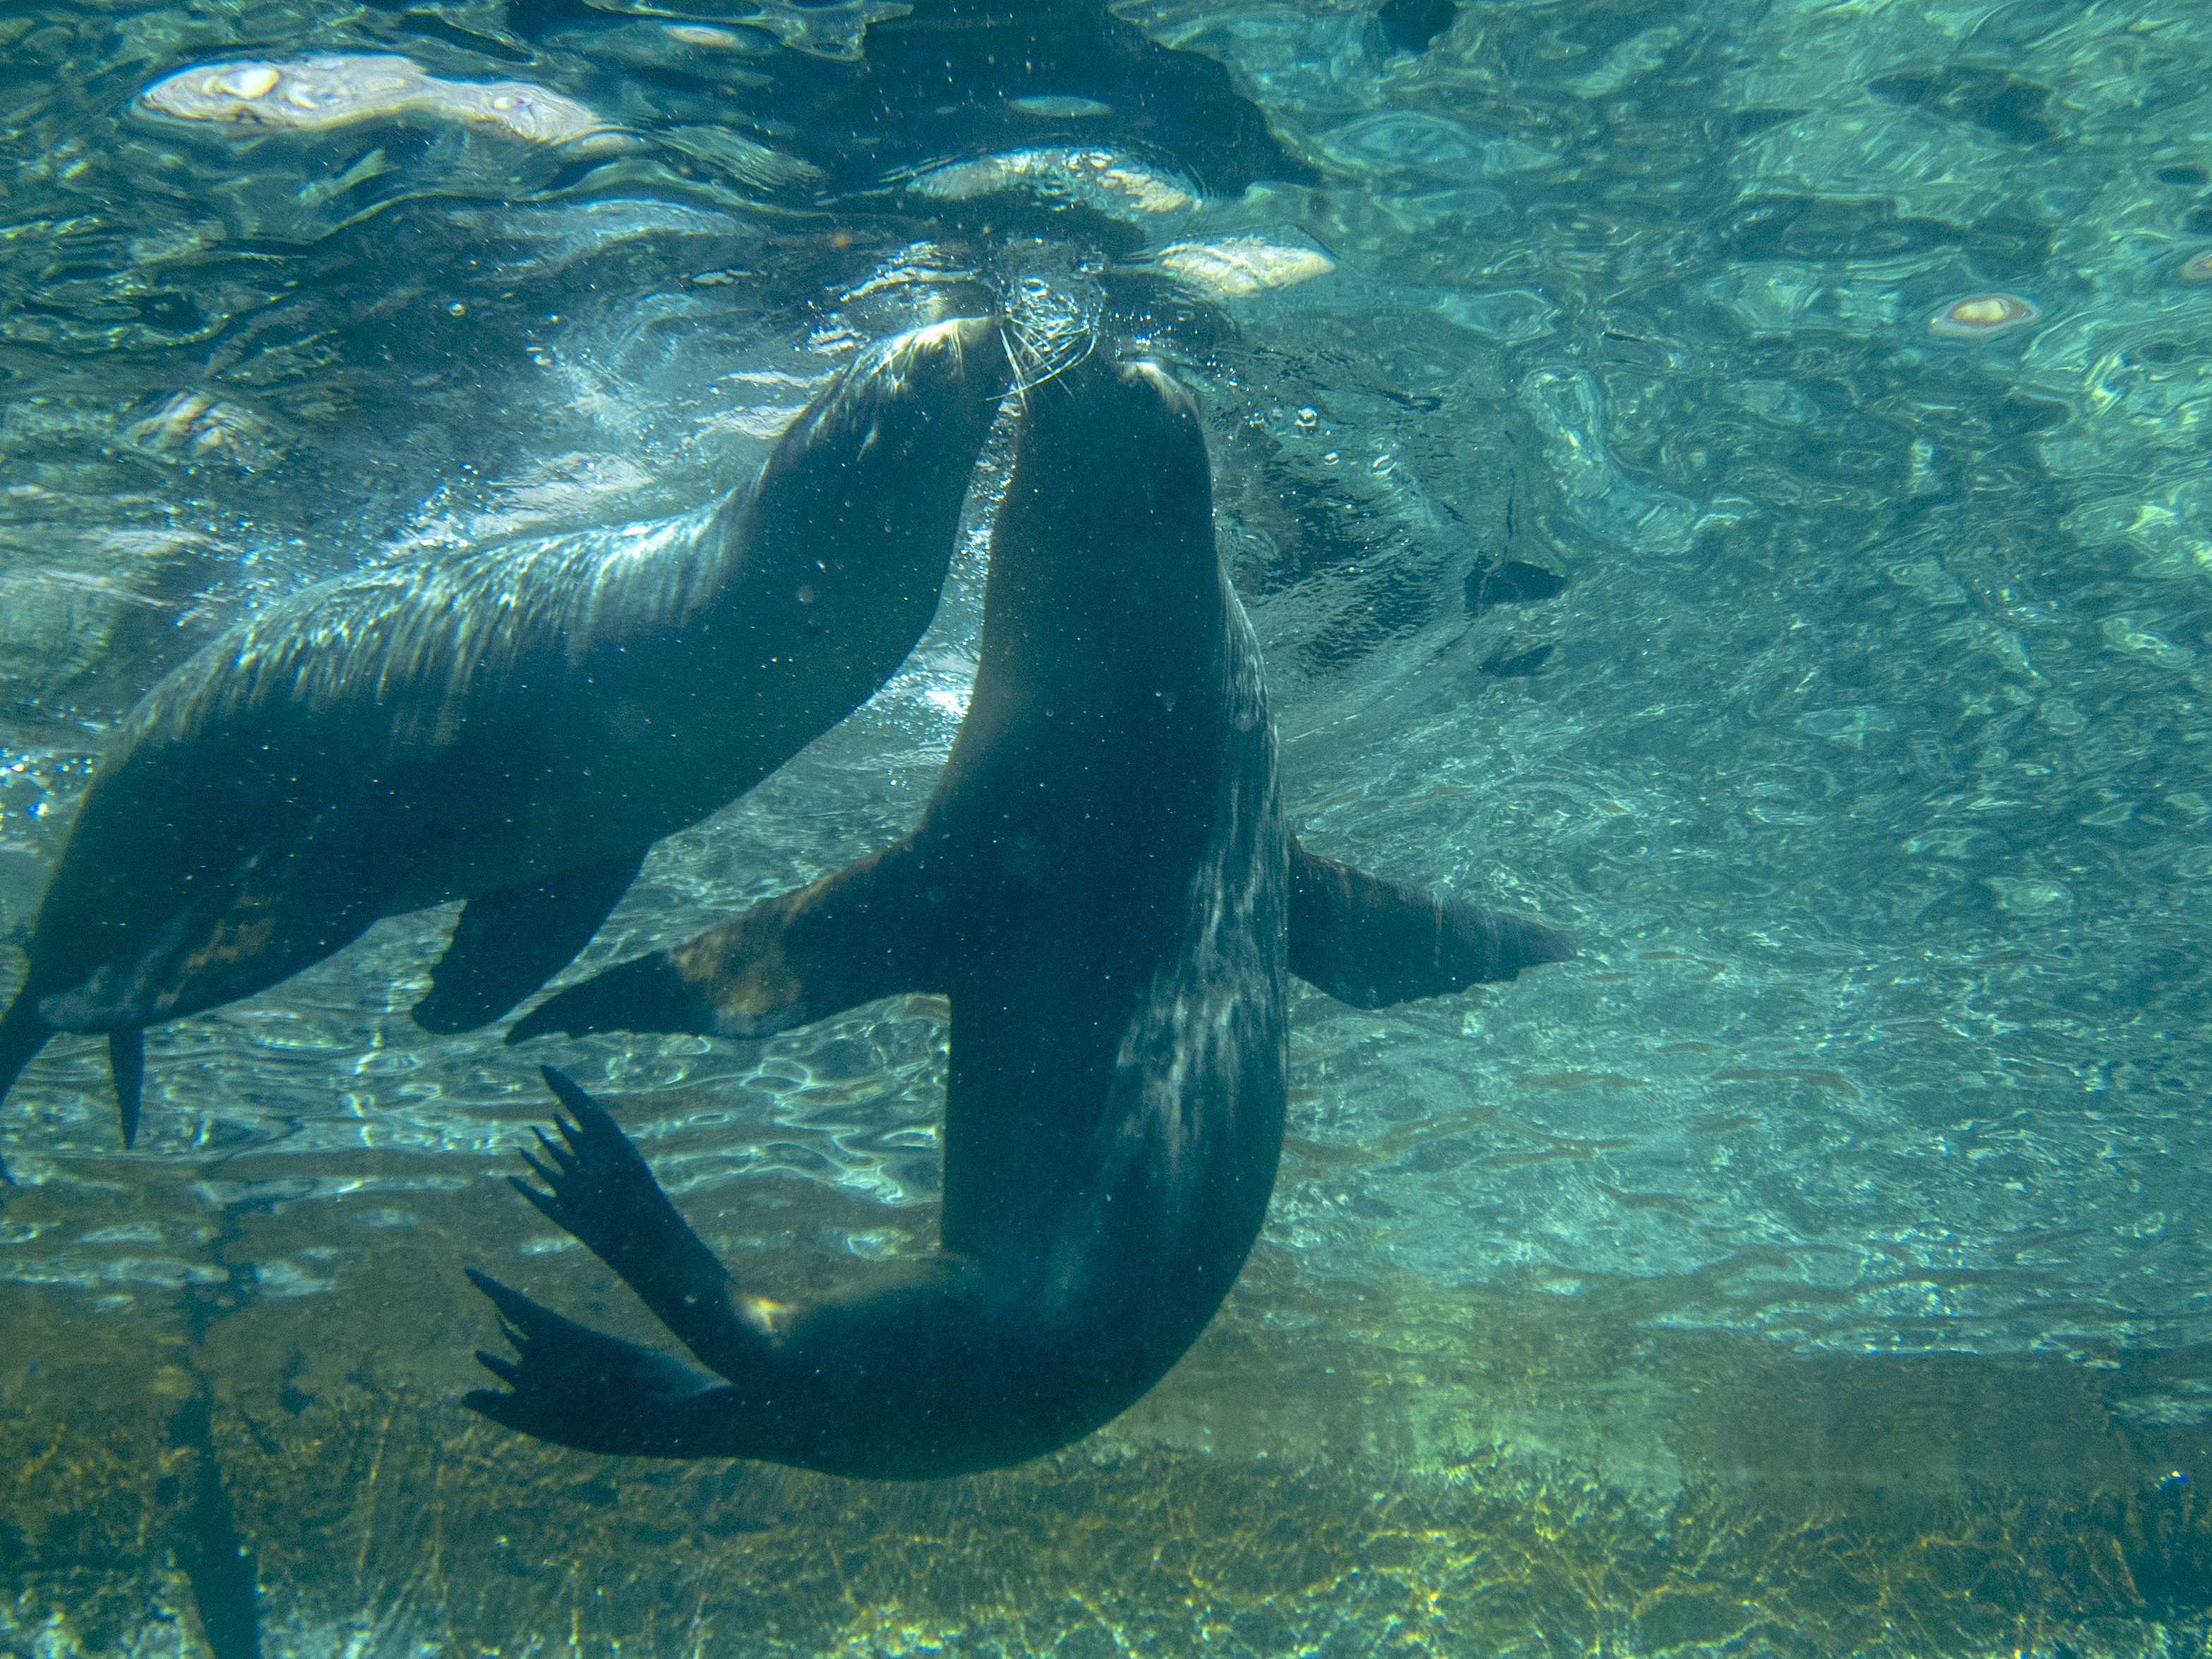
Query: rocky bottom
xmin=3 ymin=1161 xmax=2209 ymax=1659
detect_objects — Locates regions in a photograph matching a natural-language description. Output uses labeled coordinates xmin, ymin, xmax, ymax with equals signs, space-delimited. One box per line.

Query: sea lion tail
xmin=1288 ymin=840 xmax=1572 ymax=1009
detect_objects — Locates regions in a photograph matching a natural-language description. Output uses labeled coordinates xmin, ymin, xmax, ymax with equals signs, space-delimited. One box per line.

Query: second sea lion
xmin=0 ymin=315 xmax=1011 ymax=1151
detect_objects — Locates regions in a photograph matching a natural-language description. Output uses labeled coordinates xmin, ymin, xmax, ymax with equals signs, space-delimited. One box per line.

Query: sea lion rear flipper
xmin=0 ymin=1001 xmax=54 ymax=1182
xmin=507 ymin=838 xmax=946 ymax=1045
xmin=412 ymin=850 xmax=649 ymax=1034
xmin=463 ymin=1268 xmax=743 ymax=1459
xmin=1289 ymin=838 xmax=1573 ymax=1009
xmin=506 ymin=1066 xmax=750 ymax=1373
xmin=30 ymin=847 xmax=385 ymax=1147
xmin=1 ymin=996 xmax=145 ymax=1154
xmin=110 ymin=1030 xmax=144 ymax=1149
xmin=0 ymin=1000 xmax=53 ymax=1114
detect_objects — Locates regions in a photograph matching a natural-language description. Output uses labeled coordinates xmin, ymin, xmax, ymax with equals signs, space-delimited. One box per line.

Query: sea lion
xmin=0 ymin=315 xmax=1011 ymax=1152
xmin=465 ymin=350 xmax=1569 ymax=1477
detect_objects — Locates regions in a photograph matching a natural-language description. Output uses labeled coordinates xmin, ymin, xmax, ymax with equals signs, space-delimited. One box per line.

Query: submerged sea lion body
xmin=468 ymin=352 xmax=1570 ymax=1478
xmin=0 ymin=316 xmax=1011 ymax=1150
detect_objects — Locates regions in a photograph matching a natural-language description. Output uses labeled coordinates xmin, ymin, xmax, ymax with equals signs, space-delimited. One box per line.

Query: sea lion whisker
xmin=997 ymin=322 xmax=1036 ymax=415
xmin=999 ymin=301 xmax=1098 ymax=405
xmin=1004 ymin=325 xmax=1097 ymax=414
xmin=1019 ymin=329 xmax=1098 ymax=396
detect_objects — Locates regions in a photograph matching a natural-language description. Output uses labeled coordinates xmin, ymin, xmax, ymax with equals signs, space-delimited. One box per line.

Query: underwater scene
xmin=5 ymin=0 xmax=2212 ymax=1653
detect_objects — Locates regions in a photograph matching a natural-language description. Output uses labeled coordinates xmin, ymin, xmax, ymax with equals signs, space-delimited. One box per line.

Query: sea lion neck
xmin=584 ymin=318 xmax=1012 ymax=820
xmin=943 ymin=359 xmax=1221 ymax=794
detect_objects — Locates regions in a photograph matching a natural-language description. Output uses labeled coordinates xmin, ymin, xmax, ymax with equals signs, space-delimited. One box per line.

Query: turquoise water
xmin=5 ymin=1 xmax=2212 ymax=1654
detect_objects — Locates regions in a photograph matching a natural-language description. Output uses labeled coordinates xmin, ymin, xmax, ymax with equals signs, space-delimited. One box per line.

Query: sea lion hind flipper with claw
xmin=464 ymin=1267 xmax=740 ymax=1460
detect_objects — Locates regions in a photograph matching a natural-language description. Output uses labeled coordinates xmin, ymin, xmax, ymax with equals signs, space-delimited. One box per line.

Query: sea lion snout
xmin=1119 ymin=358 xmax=1193 ymax=411
xmin=873 ymin=313 xmax=1010 ymax=403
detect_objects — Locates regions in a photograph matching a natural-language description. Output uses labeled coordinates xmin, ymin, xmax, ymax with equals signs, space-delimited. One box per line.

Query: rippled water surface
xmin=6 ymin=1 xmax=2212 ymax=1655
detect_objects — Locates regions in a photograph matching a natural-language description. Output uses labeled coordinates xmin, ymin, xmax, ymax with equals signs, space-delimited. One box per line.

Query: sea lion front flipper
xmin=411 ymin=850 xmax=649 ymax=1034
xmin=463 ymin=1269 xmax=743 ymax=1458
xmin=1288 ymin=838 xmax=1573 ymax=1009
xmin=507 ymin=837 xmax=949 ymax=1046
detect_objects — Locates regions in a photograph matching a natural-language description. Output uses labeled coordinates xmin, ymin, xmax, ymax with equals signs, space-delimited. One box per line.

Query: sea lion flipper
xmin=4 ymin=982 xmax=143 ymax=1149
xmin=462 ymin=1268 xmax=742 ymax=1458
xmin=1288 ymin=840 xmax=1572 ymax=1009
xmin=109 ymin=1029 xmax=145 ymax=1149
xmin=0 ymin=1001 xmax=53 ymax=1116
xmin=508 ymin=839 xmax=946 ymax=1046
xmin=0 ymin=1003 xmax=52 ymax=1181
xmin=507 ymin=1068 xmax=763 ymax=1379
xmin=412 ymin=850 xmax=649 ymax=1034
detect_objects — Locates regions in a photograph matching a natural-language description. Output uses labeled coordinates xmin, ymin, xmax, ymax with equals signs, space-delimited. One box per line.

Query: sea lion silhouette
xmin=466 ymin=351 xmax=1570 ymax=1477
xmin=0 ymin=316 xmax=1011 ymax=1153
